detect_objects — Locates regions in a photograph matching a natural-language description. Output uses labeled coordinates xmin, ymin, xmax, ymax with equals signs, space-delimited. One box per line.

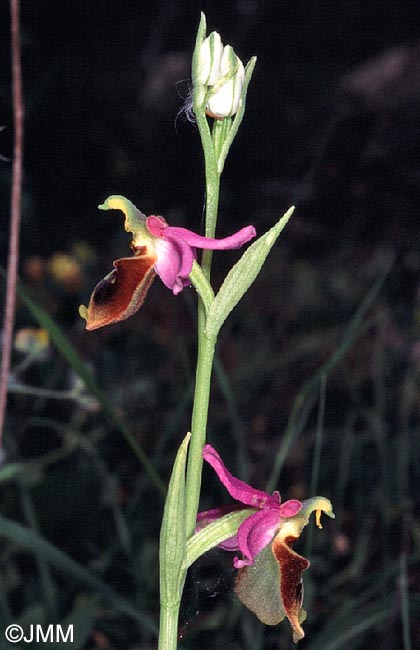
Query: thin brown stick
xmin=0 ymin=0 xmax=24 ymax=448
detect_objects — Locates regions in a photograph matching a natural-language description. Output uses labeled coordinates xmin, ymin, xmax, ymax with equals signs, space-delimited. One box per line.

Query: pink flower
xmin=198 ymin=444 xmax=334 ymax=642
xmin=198 ymin=444 xmax=302 ymax=568
xmin=145 ymin=215 xmax=255 ymax=295
xmin=79 ymin=196 xmax=256 ymax=330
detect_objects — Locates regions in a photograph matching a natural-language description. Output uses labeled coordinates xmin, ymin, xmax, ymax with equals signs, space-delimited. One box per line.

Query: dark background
xmin=2 ymin=0 xmax=420 ymax=255
xmin=1 ymin=1 xmax=420 ymax=649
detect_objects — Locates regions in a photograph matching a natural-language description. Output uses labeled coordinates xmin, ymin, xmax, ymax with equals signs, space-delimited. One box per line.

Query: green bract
xmin=185 ymin=508 xmax=254 ymax=568
xmin=205 ymin=207 xmax=295 ymax=339
xmin=159 ymin=433 xmax=190 ymax=605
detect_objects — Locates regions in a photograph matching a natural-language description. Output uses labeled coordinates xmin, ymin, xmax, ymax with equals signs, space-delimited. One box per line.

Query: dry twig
xmin=0 ymin=0 xmax=24 ymax=448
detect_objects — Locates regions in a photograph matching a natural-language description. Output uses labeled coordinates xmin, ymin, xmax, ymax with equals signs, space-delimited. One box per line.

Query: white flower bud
xmin=197 ymin=31 xmax=223 ymax=86
xmin=206 ymin=45 xmax=245 ymax=119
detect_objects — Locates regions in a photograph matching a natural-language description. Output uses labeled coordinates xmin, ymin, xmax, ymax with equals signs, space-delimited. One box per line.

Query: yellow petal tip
xmin=79 ymin=304 xmax=88 ymax=321
xmin=98 ymin=196 xmax=128 ymax=213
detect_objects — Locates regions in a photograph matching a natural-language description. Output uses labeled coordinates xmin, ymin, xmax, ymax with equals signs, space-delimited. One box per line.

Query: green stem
xmin=162 ymin=14 xmax=243 ymax=640
xmin=185 ymin=328 xmax=216 ymax=536
xmin=184 ymin=104 xmax=220 ymax=536
xmin=194 ymin=108 xmax=221 ymax=276
xmin=158 ymin=603 xmax=180 ymax=650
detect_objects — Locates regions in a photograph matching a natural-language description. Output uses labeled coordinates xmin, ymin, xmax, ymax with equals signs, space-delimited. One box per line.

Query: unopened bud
xmin=206 ymin=45 xmax=245 ymax=119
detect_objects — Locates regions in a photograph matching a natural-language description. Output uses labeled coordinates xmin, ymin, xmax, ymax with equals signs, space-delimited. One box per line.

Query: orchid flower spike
xmin=197 ymin=444 xmax=335 ymax=643
xmin=79 ymin=196 xmax=256 ymax=330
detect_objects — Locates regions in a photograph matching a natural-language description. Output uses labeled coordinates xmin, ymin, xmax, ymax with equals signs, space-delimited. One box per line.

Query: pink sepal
xmin=203 ymin=445 xmax=281 ymax=510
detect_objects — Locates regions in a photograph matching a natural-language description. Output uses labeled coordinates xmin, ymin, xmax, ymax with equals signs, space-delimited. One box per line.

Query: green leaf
xmin=185 ymin=508 xmax=252 ymax=568
xmin=159 ymin=433 xmax=190 ymax=606
xmin=206 ymin=207 xmax=294 ymax=339
xmin=0 ymin=514 xmax=157 ymax=633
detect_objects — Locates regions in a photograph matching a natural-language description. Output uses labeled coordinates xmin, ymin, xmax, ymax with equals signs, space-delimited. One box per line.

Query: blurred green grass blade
xmin=400 ymin=552 xmax=412 ymax=650
xmin=266 ymin=253 xmax=395 ymax=493
xmin=0 ymin=514 xmax=158 ymax=634
xmin=15 ymin=603 xmax=45 ymax=628
xmin=68 ymin=609 xmax=95 ymax=650
xmin=214 ymin=356 xmax=248 ymax=481
xmin=19 ymin=481 xmax=57 ymax=620
xmin=304 ymin=372 xmax=327 ymax=558
xmin=0 ymin=268 xmax=165 ymax=495
xmin=1 ymin=600 xmax=96 ymax=650
xmin=305 ymin=600 xmax=393 ymax=650
xmin=0 ymin=462 xmax=25 ymax=483
xmin=17 ymin=284 xmax=99 ymax=405
xmin=324 ymin=550 xmax=420 ymax=617
xmin=54 ymin=596 xmax=97 ymax=650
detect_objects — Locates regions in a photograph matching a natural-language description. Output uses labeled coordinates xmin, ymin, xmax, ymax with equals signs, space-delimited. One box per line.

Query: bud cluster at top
xmin=196 ymin=31 xmax=245 ymax=119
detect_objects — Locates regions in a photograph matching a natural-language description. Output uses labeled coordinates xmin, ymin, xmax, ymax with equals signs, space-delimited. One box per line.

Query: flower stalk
xmin=184 ymin=13 xmax=228 ymax=536
xmin=185 ymin=330 xmax=216 ymax=536
xmin=158 ymin=605 xmax=180 ymax=650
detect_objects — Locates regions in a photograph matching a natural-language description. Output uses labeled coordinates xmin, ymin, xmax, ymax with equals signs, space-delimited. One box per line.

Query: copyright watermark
xmin=4 ymin=624 xmax=73 ymax=644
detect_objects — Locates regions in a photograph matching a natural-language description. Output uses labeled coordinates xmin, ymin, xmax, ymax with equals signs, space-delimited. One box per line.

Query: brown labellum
xmin=83 ymin=253 xmax=156 ymax=330
xmin=272 ymin=535 xmax=310 ymax=643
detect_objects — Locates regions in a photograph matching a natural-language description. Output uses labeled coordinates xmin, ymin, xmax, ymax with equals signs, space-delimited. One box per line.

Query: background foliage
xmin=1 ymin=1 xmax=420 ymax=648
